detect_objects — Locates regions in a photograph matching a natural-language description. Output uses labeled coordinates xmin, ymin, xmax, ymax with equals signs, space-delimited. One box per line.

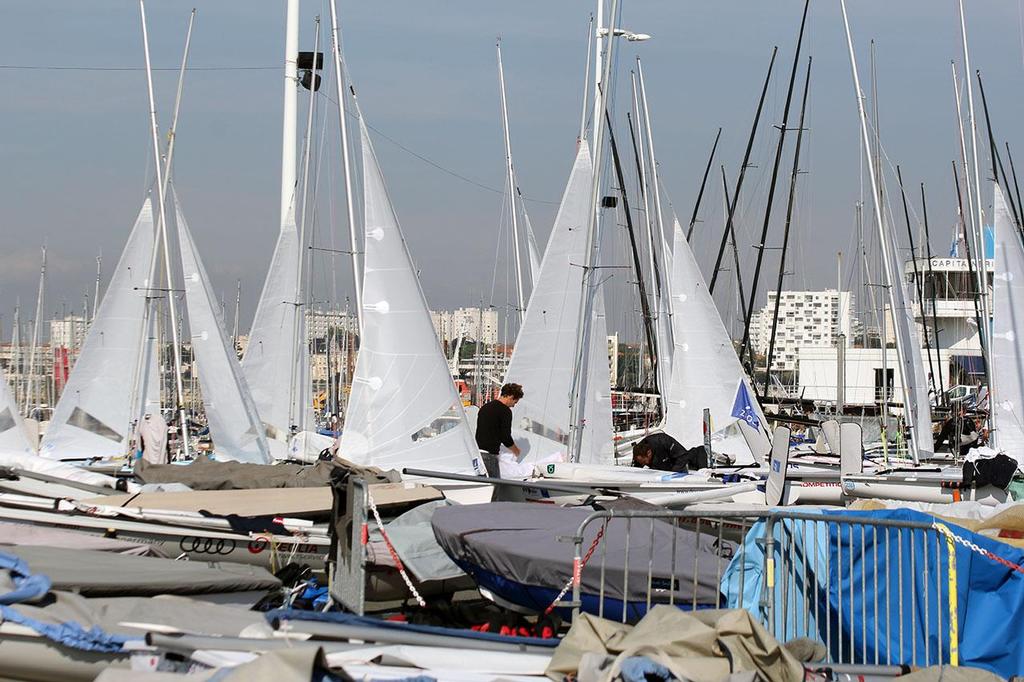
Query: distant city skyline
xmin=2 ymin=1 xmax=1022 ymax=342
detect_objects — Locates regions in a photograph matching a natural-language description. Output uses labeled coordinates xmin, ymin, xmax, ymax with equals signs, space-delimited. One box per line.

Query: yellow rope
xmin=933 ymin=523 xmax=960 ymax=666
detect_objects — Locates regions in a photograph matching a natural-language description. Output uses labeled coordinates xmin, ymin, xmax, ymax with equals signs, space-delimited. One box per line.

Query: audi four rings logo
xmin=178 ymin=537 xmax=236 ymax=555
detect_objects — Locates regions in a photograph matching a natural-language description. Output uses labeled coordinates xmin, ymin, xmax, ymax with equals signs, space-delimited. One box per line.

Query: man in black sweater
xmin=476 ymin=383 xmax=523 ymax=471
xmin=632 ymin=432 xmax=708 ymax=473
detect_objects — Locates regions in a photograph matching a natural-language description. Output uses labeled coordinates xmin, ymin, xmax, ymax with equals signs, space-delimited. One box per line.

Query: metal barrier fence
xmin=562 ymin=509 xmax=960 ymax=668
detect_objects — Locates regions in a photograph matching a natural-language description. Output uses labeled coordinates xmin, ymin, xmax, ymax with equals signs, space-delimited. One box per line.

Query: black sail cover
xmin=431 ymin=503 xmax=734 ymax=616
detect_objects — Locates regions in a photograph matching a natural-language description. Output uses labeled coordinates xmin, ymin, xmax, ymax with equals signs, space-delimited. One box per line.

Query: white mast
xmin=840 ymin=0 xmax=923 ymax=462
xmin=25 ymin=248 xmax=45 ymax=417
xmin=956 ymin=0 xmax=994 ymax=424
xmin=497 ymin=39 xmax=525 ymax=325
xmin=578 ymin=15 xmax=594 ymax=142
xmin=290 ymin=15 xmax=320 ymax=432
xmin=92 ymin=254 xmax=102 ymax=324
xmin=281 ymin=0 xmax=300 ymax=226
xmin=567 ymin=0 xmax=620 ymax=463
xmin=328 ymin=0 xmax=362 ymax=335
xmin=140 ymin=0 xmax=190 ymax=459
xmin=231 ymin=279 xmax=241 ymax=349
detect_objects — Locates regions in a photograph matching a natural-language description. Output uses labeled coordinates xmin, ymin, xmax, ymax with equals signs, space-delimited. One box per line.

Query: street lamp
xmin=597 ymin=27 xmax=651 ymax=41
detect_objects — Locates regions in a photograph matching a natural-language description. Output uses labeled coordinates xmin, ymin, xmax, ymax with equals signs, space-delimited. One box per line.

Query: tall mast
xmin=25 ymin=247 xmax=45 ymax=416
xmin=708 ymin=48 xmax=778 ymax=294
xmin=578 ymin=15 xmax=594 ymax=142
xmin=920 ymin=183 xmax=945 ymax=405
xmin=232 ymin=279 xmax=241 ymax=349
xmin=92 ymin=254 xmax=102 ymax=324
xmin=497 ymin=39 xmax=525 ymax=324
xmin=686 ymin=128 xmax=722 ymax=242
xmin=629 ymin=72 xmax=659 ymax=383
xmin=951 ymin=63 xmax=991 ymax=398
xmin=840 ymin=0 xmax=920 ymax=463
xmin=635 ymin=58 xmax=665 ymax=297
xmin=280 ymin=0 xmax=300 ymax=226
xmin=764 ymin=58 xmax=812 ymax=394
xmin=328 ymin=0 xmax=362 ymax=335
xmin=289 ymin=16 xmax=320 ymax=432
xmin=957 ymin=0 xmax=993 ymax=419
xmin=567 ymin=0 xmax=619 ymax=464
xmin=140 ymin=0 xmax=190 ymax=459
xmin=738 ymin=0 xmax=810 ymax=370
xmin=896 ymin=165 xmax=937 ymax=401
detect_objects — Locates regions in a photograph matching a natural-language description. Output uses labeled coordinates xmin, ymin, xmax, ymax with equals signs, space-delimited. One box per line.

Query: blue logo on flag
xmin=731 ymin=381 xmax=761 ymax=431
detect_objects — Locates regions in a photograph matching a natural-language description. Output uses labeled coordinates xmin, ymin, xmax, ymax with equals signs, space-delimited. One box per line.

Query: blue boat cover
xmin=721 ymin=508 xmax=1024 ymax=678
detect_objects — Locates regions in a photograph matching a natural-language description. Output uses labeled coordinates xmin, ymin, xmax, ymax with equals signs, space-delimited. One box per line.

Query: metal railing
xmin=561 ymin=508 xmax=960 ymax=668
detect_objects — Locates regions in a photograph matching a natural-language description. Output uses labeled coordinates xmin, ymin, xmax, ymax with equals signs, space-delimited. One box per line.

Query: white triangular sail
xmin=40 ymin=200 xmax=156 ymax=460
xmin=339 ymin=120 xmax=480 ymax=475
xmin=663 ymin=220 xmax=767 ymax=464
xmin=582 ymin=285 xmax=615 ymax=464
xmin=242 ymin=206 xmax=306 ymax=458
xmin=991 ymin=184 xmax=1024 ymax=456
xmin=504 ymin=143 xmax=612 ymax=464
xmin=174 ymin=191 xmax=271 ymax=464
xmin=0 ymin=362 xmax=34 ymax=455
xmin=880 ymin=209 xmax=934 ymax=458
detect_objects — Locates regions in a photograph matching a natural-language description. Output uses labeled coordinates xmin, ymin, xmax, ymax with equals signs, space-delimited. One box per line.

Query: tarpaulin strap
xmin=544 ymin=519 xmax=609 ymax=615
xmin=367 ymin=489 xmax=426 ymax=608
xmin=932 ymin=523 xmax=960 ymax=666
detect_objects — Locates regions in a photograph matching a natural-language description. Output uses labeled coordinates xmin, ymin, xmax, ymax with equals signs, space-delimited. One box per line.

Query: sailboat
xmin=502 ymin=143 xmax=615 ymax=467
xmin=663 ymin=219 xmax=770 ymax=465
xmin=986 ymin=184 xmax=1024 ymax=460
xmin=337 ymin=119 xmax=481 ymax=477
xmin=173 ymin=190 xmax=272 ymax=464
xmin=39 ymin=200 xmax=158 ymax=462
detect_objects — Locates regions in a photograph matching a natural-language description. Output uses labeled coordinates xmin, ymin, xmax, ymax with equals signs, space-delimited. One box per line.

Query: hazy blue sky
xmin=2 ymin=1 xmax=1023 ymax=341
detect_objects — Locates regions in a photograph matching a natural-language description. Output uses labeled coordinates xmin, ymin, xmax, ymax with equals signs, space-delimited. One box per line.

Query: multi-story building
xmin=49 ymin=315 xmax=87 ymax=353
xmin=430 ymin=307 xmax=499 ymax=348
xmin=751 ymin=290 xmax=855 ymax=374
xmin=798 ymin=252 xmax=993 ymax=406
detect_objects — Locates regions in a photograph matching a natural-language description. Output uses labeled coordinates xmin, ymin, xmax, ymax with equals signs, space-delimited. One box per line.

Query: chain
xmin=544 ymin=520 xmax=609 ymax=615
xmin=367 ymin=490 xmax=427 ymax=608
xmin=934 ymin=521 xmax=1024 ymax=576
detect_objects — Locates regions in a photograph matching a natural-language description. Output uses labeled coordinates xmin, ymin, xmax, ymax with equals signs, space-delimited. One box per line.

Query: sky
xmin=1 ymin=0 xmax=1023 ymax=343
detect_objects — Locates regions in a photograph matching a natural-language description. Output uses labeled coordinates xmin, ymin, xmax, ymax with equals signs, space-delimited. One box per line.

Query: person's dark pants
xmin=481 ymin=451 xmax=526 ymax=502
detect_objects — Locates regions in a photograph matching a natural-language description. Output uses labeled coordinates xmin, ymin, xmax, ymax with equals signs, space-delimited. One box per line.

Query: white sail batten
xmin=663 ymin=220 xmax=767 ymax=464
xmin=242 ymin=206 xmax=305 ymax=459
xmin=40 ymin=200 xmax=156 ymax=460
xmin=174 ymin=192 xmax=271 ymax=464
xmin=504 ymin=144 xmax=612 ymax=464
xmin=991 ymin=184 xmax=1024 ymax=456
xmin=339 ymin=121 xmax=481 ymax=475
xmin=0 ymin=362 xmax=34 ymax=455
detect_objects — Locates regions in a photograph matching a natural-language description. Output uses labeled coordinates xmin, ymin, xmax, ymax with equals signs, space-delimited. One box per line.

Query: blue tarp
xmin=721 ymin=508 xmax=1024 ymax=678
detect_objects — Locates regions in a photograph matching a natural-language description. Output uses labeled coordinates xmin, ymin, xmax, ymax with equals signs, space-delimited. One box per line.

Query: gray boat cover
xmin=431 ymin=503 xmax=733 ymax=609
xmin=0 ymin=521 xmax=167 ymax=557
xmin=371 ymin=499 xmax=465 ymax=583
xmin=3 ymin=545 xmax=280 ymax=596
xmin=133 ymin=456 xmax=397 ymax=490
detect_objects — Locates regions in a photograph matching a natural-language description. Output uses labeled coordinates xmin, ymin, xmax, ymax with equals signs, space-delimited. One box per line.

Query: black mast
xmin=920 ymin=182 xmax=946 ymax=408
xmin=953 ymin=161 xmax=990 ymax=382
xmin=976 ymin=70 xmax=1023 ymax=227
xmin=897 ymin=165 xmax=937 ymax=400
xmin=739 ymin=0 xmax=812 ymax=369
xmin=763 ymin=57 xmax=812 ymax=395
xmin=708 ymin=47 xmax=778 ymax=294
xmin=687 ymin=128 xmax=723 ymax=242
xmin=720 ymin=165 xmax=748 ymax=318
xmin=607 ymin=109 xmax=659 ymax=394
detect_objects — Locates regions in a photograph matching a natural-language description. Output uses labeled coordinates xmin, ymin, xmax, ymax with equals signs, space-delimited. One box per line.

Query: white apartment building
xmin=431 ymin=307 xmax=499 ymax=347
xmin=751 ymin=290 xmax=855 ymax=374
xmin=50 ymin=315 xmax=87 ymax=352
